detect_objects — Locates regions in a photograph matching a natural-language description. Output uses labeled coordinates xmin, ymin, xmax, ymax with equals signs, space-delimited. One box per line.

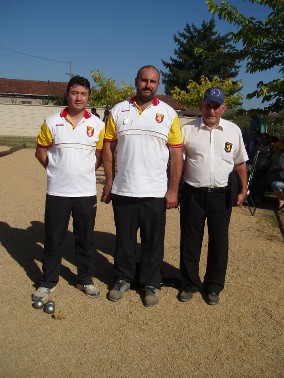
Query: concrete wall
xmin=0 ymin=103 xmax=193 ymax=137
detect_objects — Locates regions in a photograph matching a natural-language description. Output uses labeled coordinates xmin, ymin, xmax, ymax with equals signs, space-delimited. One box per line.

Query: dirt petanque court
xmin=0 ymin=148 xmax=283 ymax=378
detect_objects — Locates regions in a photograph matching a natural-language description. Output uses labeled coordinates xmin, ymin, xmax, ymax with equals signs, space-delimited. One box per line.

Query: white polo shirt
xmin=181 ymin=117 xmax=248 ymax=188
xmin=105 ymin=97 xmax=182 ymax=197
xmin=37 ymin=108 xmax=105 ymax=197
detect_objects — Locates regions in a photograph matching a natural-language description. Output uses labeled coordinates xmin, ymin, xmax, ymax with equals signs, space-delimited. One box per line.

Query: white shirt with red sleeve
xmin=105 ymin=97 xmax=182 ymax=197
xmin=37 ymin=108 xmax=105 ymax=197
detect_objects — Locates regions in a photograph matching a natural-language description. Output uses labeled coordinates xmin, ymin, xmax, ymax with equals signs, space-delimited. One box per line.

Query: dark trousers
xmin=112 ymin=195 xmax=166 ymax=288
xmin=41 ymin=195 xmax=97 ymax=288
xmin=180 ymin=184 xmax=232 ymax=294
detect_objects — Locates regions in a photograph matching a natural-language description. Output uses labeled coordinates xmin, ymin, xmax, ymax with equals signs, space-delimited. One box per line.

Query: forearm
xmin=95 ymin=150 xmax=103 ymax=171
xmin=35 ymin=146 xmax=48 ymax=168
xmin=234 ymin=161 xmax=248 ymax=206
xmin=165 ymin=147 xmax=183 ymax=209
xmin=103 ymin=141 xmax=116 ymax=184
xmin=234 ymin=162 xmax=248 ymax=193
xmin=101 ymin=141 xmax=117 ymax=203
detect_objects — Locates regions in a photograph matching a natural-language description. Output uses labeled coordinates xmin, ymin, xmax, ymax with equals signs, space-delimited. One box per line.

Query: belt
xmin=187 ymin=184 xmax=228 ymax=193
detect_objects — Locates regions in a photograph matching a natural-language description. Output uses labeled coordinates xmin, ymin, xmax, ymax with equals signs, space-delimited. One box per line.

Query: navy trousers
xmin=112 ymin=195 xmax=166 ymax=289
xmin=180 ymin=184 xmax=232 ymax=294
xmin=41 ymin=194 xmax=97 ymax=288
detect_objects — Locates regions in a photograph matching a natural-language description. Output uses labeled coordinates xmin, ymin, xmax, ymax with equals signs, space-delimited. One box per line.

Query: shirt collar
xmin=199 ymin=117 xmax=225 ymax=130
xmin=129 ymin=96 xmax=160 ymax=106
xmin=60 ymin=108 xmax=92 ymax=119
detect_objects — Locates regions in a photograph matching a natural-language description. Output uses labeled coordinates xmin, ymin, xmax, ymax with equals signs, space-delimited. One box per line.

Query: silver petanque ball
xmin=44 ymin=301 xmax=55 ymax=314
xmin=33 ymin=299 xmax=44 ymax=309
xmin=46 ymin=300 xmax=55 ymax=306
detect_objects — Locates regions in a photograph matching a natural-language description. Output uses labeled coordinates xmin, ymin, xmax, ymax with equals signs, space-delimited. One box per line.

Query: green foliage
xmin=223 ymin=109 xmax=284 ymax=140
xmin=207 ymin=0 xmax=284 ymax=112
xmin=89 ymin=70 xmax=135 ymax=108
xmin=161 ymin=19 xmax=240 ymax=95
xmin=0 ymin=136 xmax=36 ymax=149
xmin=171 ymin=76 xmax=243 ymax=109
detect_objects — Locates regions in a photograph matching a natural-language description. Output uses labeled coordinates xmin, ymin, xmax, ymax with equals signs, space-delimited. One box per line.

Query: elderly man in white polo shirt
xmin=179 ymin=87 xmax=248 ymax=305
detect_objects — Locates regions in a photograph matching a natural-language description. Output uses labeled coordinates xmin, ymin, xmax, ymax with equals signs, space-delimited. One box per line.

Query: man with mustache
xmin=102 ymin=65 xmax=183 ymax=307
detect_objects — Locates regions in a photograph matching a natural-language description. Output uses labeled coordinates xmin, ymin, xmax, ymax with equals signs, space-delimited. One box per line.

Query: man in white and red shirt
xmin=32 ymin=76 xmax=105 ymax=302
xmin=102 ymin=65 xmax=183 ymax=307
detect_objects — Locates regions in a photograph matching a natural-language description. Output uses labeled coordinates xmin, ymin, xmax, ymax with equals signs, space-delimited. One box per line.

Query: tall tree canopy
xmin=207 ymin=0 xmax=284 ymax=112
xmin=172 ymin=76 xmax=242 ymax=110
xmin=161 ymin=19 xmax=240 ymax=95
xmin=89 ymin=70 xmax=134 ymax=108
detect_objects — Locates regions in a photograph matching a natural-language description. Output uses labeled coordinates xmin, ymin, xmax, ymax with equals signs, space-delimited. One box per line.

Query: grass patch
xmin=0 ymin=136 xmax=36 ymax=149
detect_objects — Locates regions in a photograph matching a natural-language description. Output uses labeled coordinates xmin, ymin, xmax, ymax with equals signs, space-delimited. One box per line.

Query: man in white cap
xmin=179 ymin=87 xmax=248 ymax=305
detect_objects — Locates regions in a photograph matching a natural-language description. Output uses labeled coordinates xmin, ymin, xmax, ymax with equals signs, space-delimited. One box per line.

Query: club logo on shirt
xmin=155 ymin=113 xmax=164 ymax=123
xmin=224 ymin=142 xmax=233 ymax=152
xmin=86 ymin=126 xmax=94 ymax=137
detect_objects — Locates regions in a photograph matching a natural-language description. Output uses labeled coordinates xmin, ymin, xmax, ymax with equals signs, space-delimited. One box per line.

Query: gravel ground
xmin=0 ymin=148 xmax=283 ymax=378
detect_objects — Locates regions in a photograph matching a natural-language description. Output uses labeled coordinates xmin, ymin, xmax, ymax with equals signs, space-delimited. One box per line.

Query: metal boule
xmin=33 ymin=299 xmax=45 ymax=309
xmin=45 ymin=300 xmax=55 ymax=306
xmin=44 ymin=302 xmax=55 ymax=314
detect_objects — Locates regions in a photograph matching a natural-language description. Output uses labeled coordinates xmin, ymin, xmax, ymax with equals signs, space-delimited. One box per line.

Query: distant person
xmin=250 ymin=132 xmax=272 ymax=203
xmin=179 ymin=87 xmax=248 ymax=305
xmin=249 ymin=112 xmax=265 ymax=134
xmin=245 ymin=130 xmax=260 ymax=164
xmin=103 ymin=108 xmax=110 ymax=123
xmin=269 ymin=150 xmax=284 ymax=213
xmin=101 ymin=65 xmax=183 ymax=307
xmin=91 ymin=107 xmax=100 ymax=118
xmin=33 ymin=76 xmax=105 ymax=302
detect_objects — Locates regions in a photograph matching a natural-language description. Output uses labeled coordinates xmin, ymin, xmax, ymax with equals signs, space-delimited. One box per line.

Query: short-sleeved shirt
xmin=37 ymin=108 xmax=105 ymax=197
xmin=181 ymin=117 xmax=248 ymax=188
xmin=105 ymin=97 xmax=182 ymax=197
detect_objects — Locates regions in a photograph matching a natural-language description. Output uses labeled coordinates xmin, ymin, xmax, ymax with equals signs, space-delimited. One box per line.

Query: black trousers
xmin=41 ymin=194 xmax=97 ymax=288
xmin=180 ymin=184 xmax=232 ymax=294
xmin=112 ymin=195 xmax=166 ymax=288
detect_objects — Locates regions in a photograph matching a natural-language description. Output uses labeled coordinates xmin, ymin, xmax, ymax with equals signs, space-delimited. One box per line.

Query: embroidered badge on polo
xmin=87 ymin=126 xmax=94 ymax=137
xmin=155 ymin=113 xmax=164 ymax=123
xmin=224 ymin=142 xmax=233 ymax=152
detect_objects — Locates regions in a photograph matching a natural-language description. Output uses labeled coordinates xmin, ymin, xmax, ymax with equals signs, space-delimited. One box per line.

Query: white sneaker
xmin=32 ymin=286 xmax=56 ymax=301
xmin=76 ymin=283 xmax=100 ymax=298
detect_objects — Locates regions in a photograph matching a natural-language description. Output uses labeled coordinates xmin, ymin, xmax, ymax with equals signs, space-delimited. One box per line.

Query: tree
xmin=89 ymin=70 xmax=135 ymax=108
xmin=171 ymin=76 xmax=243 ymax=110
xmin=161 ymin=19 xmax=240 ymax=94
xmin=207 ymin=0 xmax=284 ymax=112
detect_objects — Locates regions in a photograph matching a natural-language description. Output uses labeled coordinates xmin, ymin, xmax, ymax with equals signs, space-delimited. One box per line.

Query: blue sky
xmin=0 ymin=0 xmax=279 ymax=109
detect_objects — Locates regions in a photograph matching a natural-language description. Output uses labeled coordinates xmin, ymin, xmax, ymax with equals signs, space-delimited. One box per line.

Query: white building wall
xmin=0 ymin=103 xmax=193 ymax=137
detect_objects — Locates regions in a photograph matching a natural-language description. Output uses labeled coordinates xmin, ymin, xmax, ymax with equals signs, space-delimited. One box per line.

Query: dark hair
xmin=135 ymin=65 xmax=160 ymax=81
xmin=67 ymin=75 xmax=91 ymax=93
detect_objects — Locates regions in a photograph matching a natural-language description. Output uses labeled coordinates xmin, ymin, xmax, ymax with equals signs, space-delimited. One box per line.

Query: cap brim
xmin=203 ymin=96 xmax=224 ymax=104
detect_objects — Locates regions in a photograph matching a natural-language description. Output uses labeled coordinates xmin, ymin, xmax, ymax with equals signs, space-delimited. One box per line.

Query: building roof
xmin=0 ymin=78 xmax=200 ymax=116
xmin=157 ymin=95 xmax=200 ymax=116
xmin=0 ymin=78 xmax=67 ymax=97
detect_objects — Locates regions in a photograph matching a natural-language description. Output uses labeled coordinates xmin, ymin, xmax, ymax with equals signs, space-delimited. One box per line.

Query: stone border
xmin=0 ymin=144 xmax=26 ymax=158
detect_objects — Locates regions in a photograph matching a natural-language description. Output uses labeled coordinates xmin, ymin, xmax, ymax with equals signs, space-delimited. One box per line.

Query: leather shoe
xmin=207 ymin=291 xmax=219 ymax=305
xmin=179 ymin=287 xmax=194 ymax=302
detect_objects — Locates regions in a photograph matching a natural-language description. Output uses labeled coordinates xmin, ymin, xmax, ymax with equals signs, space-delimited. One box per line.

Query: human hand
xmin=236 ymin=192 xmax=247 ymax=206
xmin=101 ymin=184 xmax=112 ymax=204
xmin=165 ymin=190 xmax=179 ymax=210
